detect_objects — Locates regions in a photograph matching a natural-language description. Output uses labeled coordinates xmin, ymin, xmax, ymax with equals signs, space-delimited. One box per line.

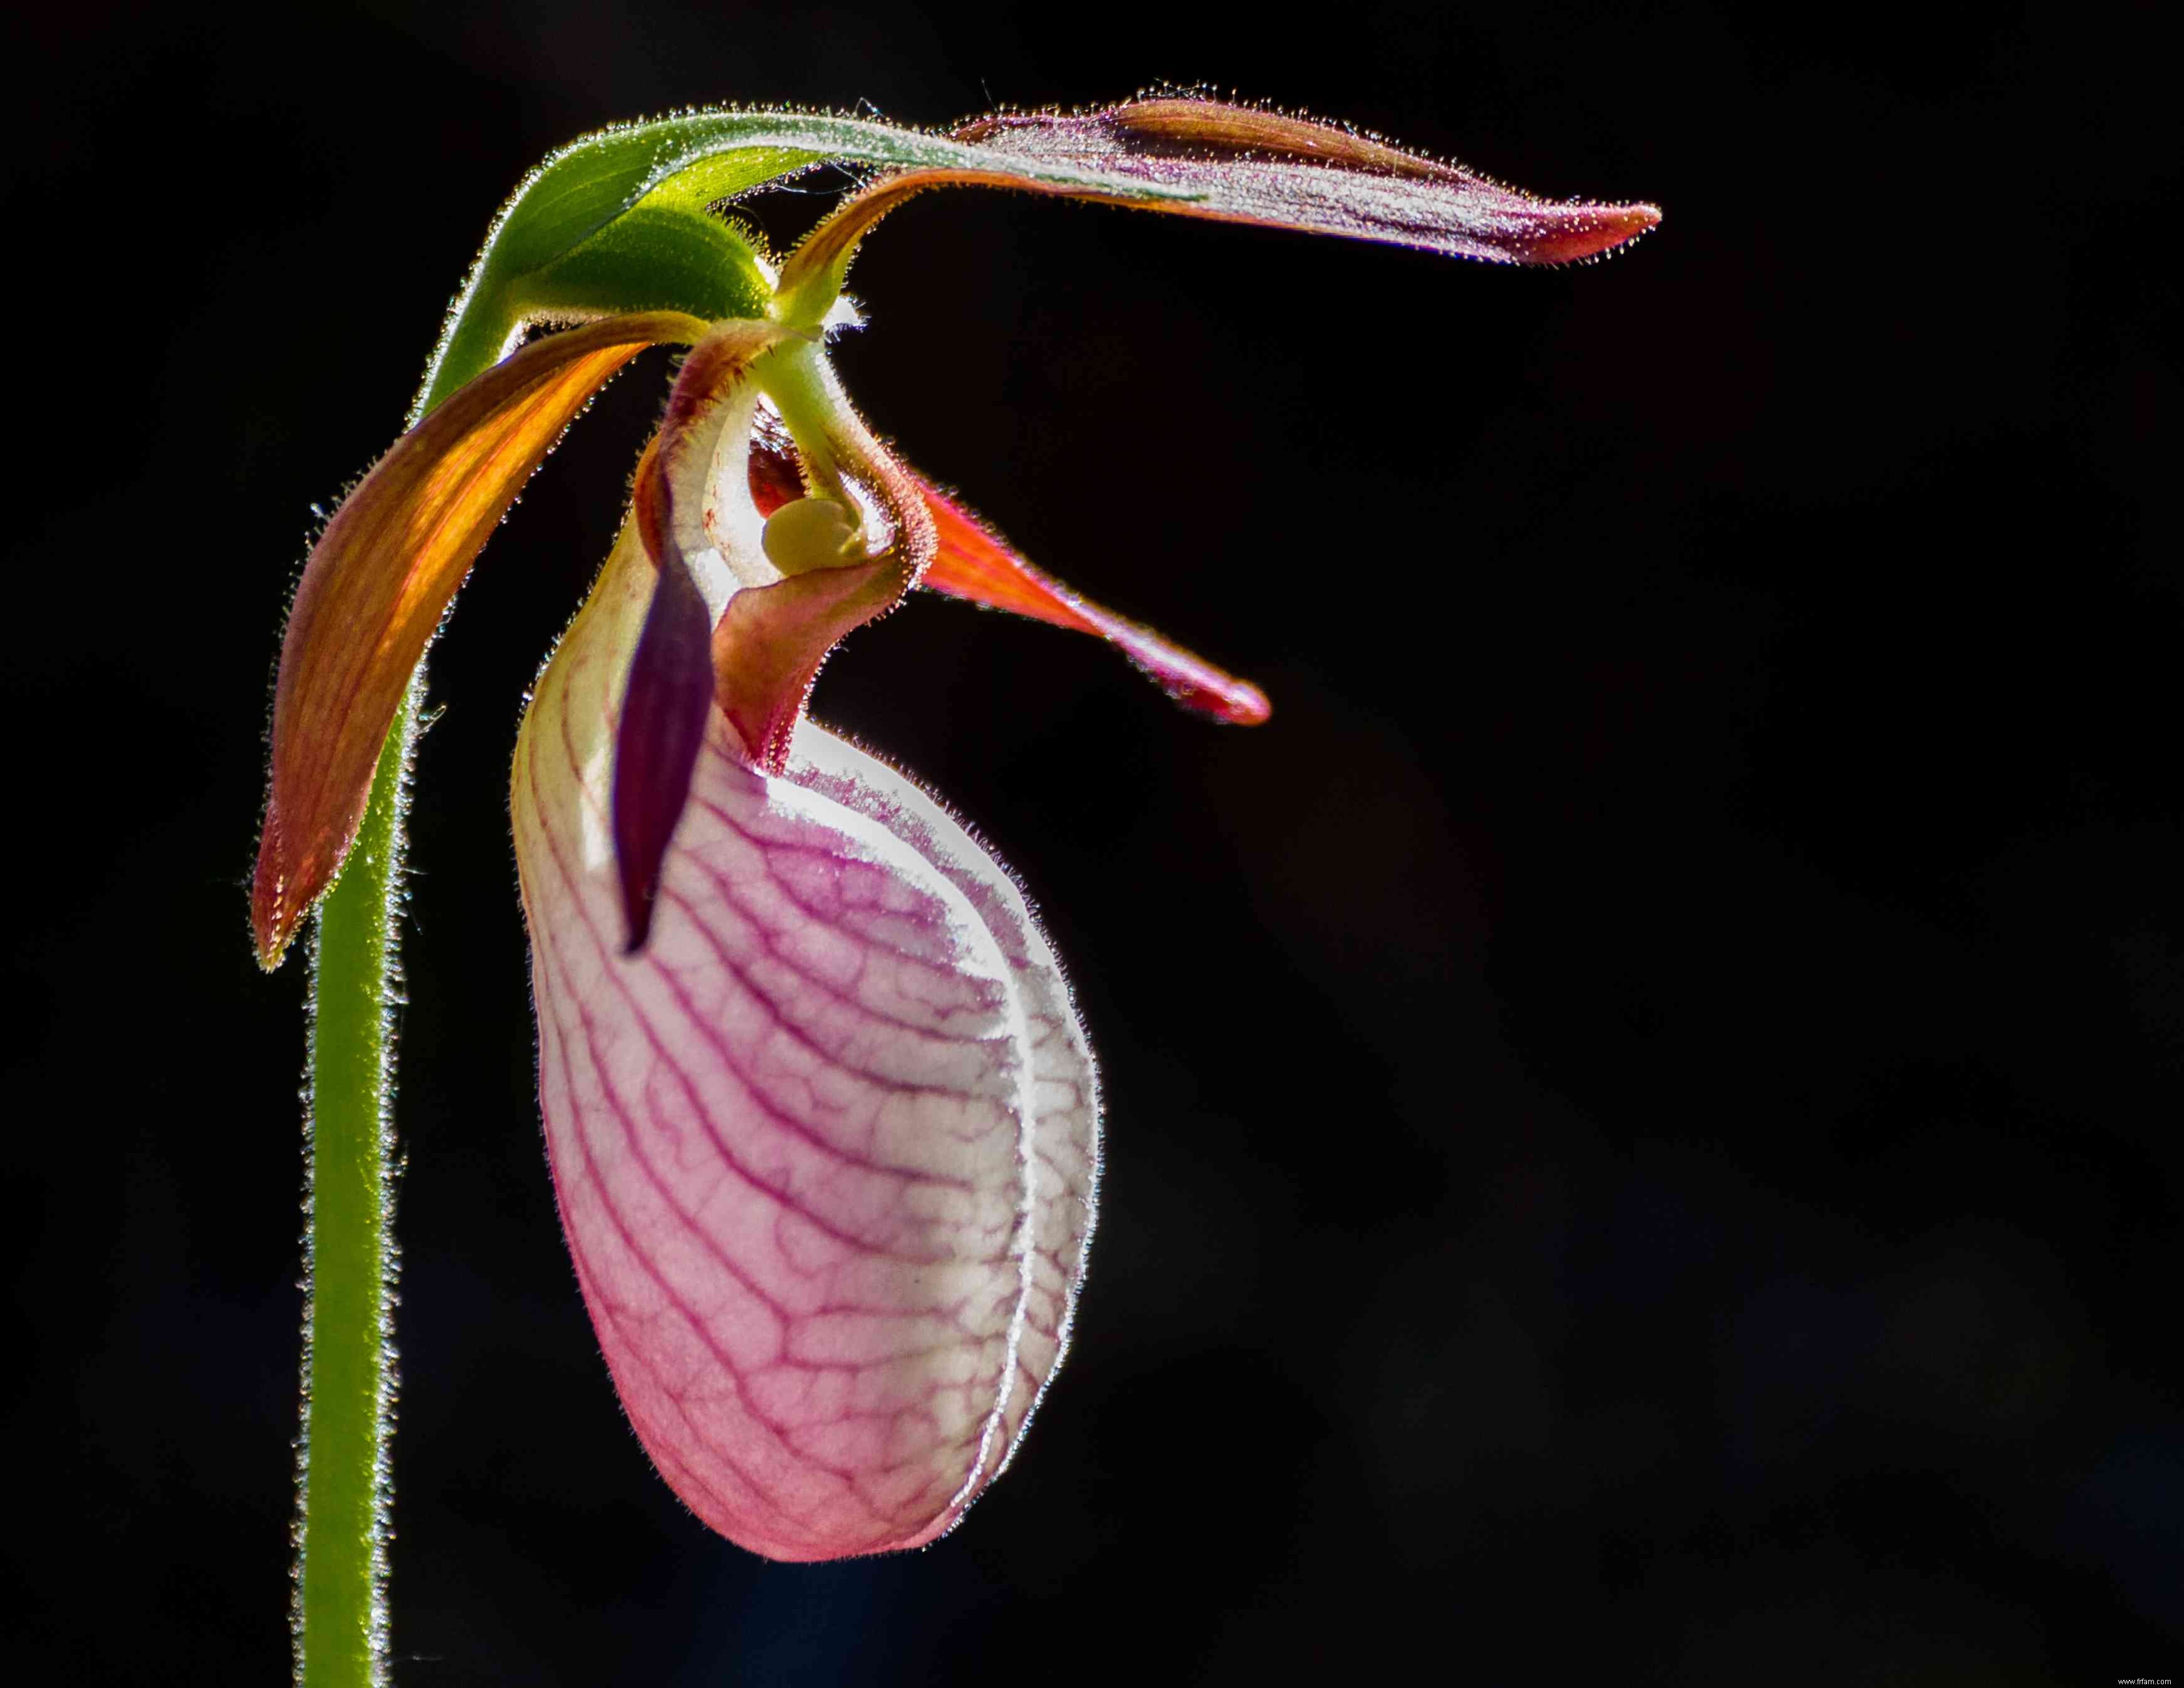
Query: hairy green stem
xmin=288 ymin=265 xmax=506 ymax=1682
xmin=294 ymin=680 xmax=417 ymax=1687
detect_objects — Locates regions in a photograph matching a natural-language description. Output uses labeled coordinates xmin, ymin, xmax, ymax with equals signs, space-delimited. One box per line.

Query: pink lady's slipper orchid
xmin=251 ymin=98 xmax=1656 ymax=1561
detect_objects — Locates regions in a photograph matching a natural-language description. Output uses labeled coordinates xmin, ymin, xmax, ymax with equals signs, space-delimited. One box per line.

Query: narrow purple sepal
xmin=611 ymin=546 xmax=715 ymax=954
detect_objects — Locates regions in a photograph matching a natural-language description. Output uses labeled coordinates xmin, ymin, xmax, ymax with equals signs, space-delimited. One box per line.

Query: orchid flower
xmin=252 ymin=98 xmax=1656 ymax=1565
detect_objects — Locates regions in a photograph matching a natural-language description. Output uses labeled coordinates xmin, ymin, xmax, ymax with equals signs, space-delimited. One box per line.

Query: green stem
xmin=288 ymin=279 xmax=506 ymax=1686
xmin=294 ymin=679 xmax=418 ymax=1688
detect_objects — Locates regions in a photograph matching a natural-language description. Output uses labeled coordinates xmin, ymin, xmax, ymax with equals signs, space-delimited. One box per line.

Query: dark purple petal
xmin=610 ymin=323 xmax=789 ymax=951
xmin=611 ymin=544 xmax=715 ymax=953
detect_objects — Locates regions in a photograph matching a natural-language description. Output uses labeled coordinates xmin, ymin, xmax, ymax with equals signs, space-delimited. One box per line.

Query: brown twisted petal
xmin=709 ymin=354 xmax=935 ymax=777
xmin=915 ymin=478 xmax=1271 ymax=725
xmin=744 ymin=422 xmax=1270 ymax=724
xmin=252 ymin=311 xmax=710 ymax=968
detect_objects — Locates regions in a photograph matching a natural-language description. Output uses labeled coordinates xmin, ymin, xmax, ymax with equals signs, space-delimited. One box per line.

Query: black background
xmin=6 ymin=2 xmax=2176 ymax=1682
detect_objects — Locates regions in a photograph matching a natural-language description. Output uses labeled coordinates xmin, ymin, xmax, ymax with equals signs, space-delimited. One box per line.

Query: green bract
xmin=419 ymin=108 xmax=1202 ymax=419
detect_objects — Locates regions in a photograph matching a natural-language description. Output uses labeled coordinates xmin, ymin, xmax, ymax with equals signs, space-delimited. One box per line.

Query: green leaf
xmin=413 ymin=107 xmax=1205 ymax=420
xmin=510 ymin=204 xmax=773 ymax=329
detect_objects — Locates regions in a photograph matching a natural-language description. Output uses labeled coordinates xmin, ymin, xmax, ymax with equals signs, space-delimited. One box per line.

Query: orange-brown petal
xmin=252 ymin=310 xmax=709 ymax=968
xmin=917 ymin=480 xmax=1270 ymax=726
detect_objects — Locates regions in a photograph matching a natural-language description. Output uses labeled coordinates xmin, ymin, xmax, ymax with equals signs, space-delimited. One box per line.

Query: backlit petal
xmin=918 ymin=479 xmax=1271 ymax=725
xmin=253 ymin=310 xmax=709 ymax=967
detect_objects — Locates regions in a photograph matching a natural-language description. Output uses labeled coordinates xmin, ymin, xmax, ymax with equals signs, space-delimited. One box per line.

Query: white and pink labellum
xmin=512 ymin=515 xmax=1098 ymax=1560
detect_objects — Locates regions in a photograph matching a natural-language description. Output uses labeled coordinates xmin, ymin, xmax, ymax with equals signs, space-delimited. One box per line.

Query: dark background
xmin=6 ymin=1 xmax=2176 ymax=1682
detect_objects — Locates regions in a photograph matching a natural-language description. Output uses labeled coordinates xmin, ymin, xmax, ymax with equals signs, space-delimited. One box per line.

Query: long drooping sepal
xmin=774 ymin=95 xmax=1661 ymax=323
xmin=252 ymin=310 xmax=710 ymax=969
xmin=745 ymin=421 xmax=1271 ymax=723
xmin=513 ymin=528 xmax=1098 ymax=1560
xmin=955 ymin=100 xmax=1662 ymax=263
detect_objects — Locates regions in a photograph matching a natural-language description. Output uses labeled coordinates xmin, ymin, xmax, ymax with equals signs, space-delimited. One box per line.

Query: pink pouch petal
xmin=513 ymin=526 xmax=1097 ymax=1560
